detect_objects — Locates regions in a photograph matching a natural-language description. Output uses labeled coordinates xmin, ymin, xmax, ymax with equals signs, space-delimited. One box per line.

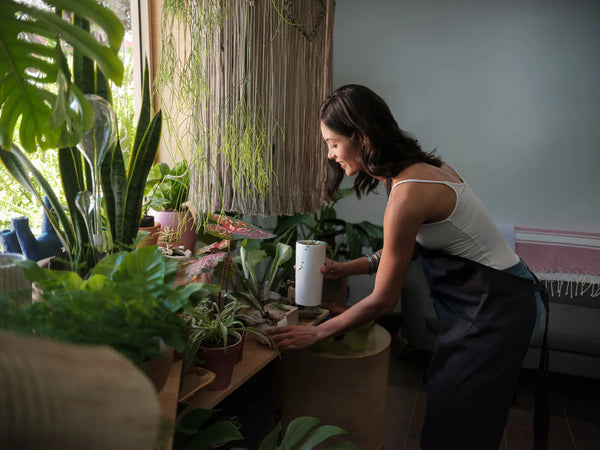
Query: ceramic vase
xmin=154 ymin=209 xmax=196 ymax=251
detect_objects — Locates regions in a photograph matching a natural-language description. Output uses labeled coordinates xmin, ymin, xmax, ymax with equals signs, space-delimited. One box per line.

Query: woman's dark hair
xmin=320 ymin=84 xmax=442 ymax=198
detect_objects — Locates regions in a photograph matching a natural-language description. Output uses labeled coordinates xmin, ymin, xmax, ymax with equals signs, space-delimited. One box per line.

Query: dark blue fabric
xmin=417 ymin=244 xmax=548 ymax=450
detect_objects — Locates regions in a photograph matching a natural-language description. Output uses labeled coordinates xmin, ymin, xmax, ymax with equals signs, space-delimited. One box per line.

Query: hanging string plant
xmin=155 ymin=0 xmax=334 ymax=217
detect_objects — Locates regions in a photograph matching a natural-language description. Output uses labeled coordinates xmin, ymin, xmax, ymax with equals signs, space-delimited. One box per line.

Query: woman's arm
xmin=268 ymin=184 xmax=428 ymax=350
xmin=320 ymin=248 xmax=384 ymax=279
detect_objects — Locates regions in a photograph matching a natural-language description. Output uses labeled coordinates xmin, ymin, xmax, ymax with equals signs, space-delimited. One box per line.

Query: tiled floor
xmin=384 ymin=334 xmax=600 ymax=450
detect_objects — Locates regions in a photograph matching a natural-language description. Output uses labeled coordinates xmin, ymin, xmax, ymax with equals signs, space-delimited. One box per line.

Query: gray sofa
xmin=401 ymin=260 xmax=600 ymax=379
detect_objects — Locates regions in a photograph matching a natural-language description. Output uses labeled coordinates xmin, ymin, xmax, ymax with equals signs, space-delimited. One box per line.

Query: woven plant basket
xmin=0 ymin=330 xmax=161 ymax=450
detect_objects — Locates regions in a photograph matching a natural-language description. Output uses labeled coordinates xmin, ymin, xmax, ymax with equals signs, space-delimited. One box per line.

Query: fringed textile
xmin=515 ymin=227 xmax=600 ymax=299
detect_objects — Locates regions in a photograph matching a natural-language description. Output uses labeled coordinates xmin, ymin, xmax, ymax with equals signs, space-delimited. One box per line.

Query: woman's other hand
xmin=266 ymin=325 xmax=324 ymax=350
xmin=321 ymin=259 xmax=346 ymax=279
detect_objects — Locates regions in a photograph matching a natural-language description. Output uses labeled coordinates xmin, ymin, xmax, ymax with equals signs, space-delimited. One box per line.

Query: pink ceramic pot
xmin=153 ymin=209 xmax=197 ymax=251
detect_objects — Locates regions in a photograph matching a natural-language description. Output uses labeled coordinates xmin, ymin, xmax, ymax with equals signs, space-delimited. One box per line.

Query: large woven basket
xmin=0 ymin=330 xmax=160 ymax=450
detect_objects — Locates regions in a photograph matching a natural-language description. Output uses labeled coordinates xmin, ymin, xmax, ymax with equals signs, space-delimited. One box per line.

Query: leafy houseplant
xmin=0 ymin=246 xmax=215 ymax=369
xmin=145 ymin=160 xmax=196 ymax=251
xmin=173 ymin=407 xmax=243 ymax=450
xmin=250 ymin=416 xmax=358 ymax=450
xmin=0 ymin=0 xmax=124 ymax=154
xmin=184 ymin=214 xmax=295 ymax=327
xmin=145 ymin=160 xmax=190 ymax=212
xmin=226 ymin=240 xmax=297 ymax=328
xmin=274 ymin=187 xmax=384 ymax=261
xmin=172 ymin=411 xmax=358 ymax=450
xmin=180 ymin=298 xmax=275 ymax=390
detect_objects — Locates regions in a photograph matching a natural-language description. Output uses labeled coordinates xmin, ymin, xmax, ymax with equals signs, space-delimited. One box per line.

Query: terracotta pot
xmin=197 ymin=332 xmax=242 ymax=391
xmin=235 ymin=331 xmax=246 ymax=363
xmin=142 ymin=342 xmax=174 ymax=392
xmin=154 ymin=209 xmax=196 ymax=251
xmin=138 ymin=224 xmax=161 ymax=247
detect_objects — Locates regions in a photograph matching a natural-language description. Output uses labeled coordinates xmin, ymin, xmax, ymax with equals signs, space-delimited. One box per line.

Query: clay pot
xmin=142 ymin=342 xmax=174 ymax=392
xmin=196 ymin=332 xmax=242 ymax=391
xmin=153 ymin=209 xmax=196 ymax=251
xmin=138 ymin=224 xmax=161 ymax=247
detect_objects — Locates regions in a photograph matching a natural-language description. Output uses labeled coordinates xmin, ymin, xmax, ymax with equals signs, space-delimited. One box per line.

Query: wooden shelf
xmin=181 ymin=337 xmax=278 ymax=410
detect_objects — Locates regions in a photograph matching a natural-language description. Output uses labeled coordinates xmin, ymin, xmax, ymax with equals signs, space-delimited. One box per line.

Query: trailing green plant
xmin=156 ymin=0 xmax=286 ymax=215
xmin=144 ymin=160 xmax=190 ymax=212
xmin=0 ymin=246 xmax=216 ymax=366
xmin=0 ymin=0 xmax=124 ymax=153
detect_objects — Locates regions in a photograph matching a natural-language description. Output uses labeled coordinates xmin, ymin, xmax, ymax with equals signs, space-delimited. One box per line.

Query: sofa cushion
xmin=530 ymin=302 xmax=600 ymax=356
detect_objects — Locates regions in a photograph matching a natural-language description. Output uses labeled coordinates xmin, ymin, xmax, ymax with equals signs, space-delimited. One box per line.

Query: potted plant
xmin=156 ymin=225 xmax=193 ymax=265
xmin=184 ymin=214 xmax=296 ymax=329
xmin=227 ymin=240 xmax=299 ymax=330
xmin=180 ymin=298 xmax=275 ymax=390
xmin=145 ymin=160 xmax=196 ymax=251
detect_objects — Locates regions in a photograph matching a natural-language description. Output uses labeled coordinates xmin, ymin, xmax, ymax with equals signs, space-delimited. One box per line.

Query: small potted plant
xmin=156 ymin=225 xmax=193 ymax=266
xmin=144 ymin=160 xmax=196 ymax=251
xmin=180 ymin=298 xmax=275 ymax=390
xmin=227 ymin=240 xmax=299 ymax=330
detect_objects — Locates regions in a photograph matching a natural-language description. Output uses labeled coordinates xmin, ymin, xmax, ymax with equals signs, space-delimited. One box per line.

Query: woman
xmin=267 ymin=85 xmax=547 ymax=449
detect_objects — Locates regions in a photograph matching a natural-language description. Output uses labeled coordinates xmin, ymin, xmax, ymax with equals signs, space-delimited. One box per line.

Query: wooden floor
xmin=384 ymin=332 xmax=600 ymax=450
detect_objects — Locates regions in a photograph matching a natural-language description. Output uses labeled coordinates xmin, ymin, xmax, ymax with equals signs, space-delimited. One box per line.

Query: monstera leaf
xmin=0 ymin=0 xmax=124 ymax=153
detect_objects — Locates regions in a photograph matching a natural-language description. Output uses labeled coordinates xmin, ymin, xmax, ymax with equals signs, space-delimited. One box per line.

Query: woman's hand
xmin=265 ymin=325 xmax=324 ymax=350
xmin=321 ymin=259 xmax=346 ymax=279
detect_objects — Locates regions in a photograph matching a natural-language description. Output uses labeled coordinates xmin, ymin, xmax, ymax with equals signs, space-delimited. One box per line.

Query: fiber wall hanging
xmin=156 ymin=0 xmax=335 ymax=216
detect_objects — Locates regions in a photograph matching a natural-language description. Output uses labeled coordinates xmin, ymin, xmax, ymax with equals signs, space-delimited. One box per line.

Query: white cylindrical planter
xmin=0 ymin=253 xmax=31 ymax=303
xmin=295 ymin=240 xmax=326 ymax=306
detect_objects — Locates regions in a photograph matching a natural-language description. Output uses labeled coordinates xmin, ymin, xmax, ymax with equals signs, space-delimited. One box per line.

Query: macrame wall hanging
xmin=156 ymin=0 xmax=335 ymax=216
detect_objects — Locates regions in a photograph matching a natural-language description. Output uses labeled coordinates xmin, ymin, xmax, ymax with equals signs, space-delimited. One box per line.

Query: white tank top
xmin=390 ymin=179 xmax=519 ymax=270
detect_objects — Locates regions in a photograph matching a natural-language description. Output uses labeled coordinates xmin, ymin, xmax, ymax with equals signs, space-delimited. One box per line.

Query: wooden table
xmin=182 ymin=337 xmax=278 ymax=410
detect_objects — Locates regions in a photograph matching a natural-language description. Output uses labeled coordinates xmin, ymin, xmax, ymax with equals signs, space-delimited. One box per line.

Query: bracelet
xmin=371 ymin=251 xmax=381 ymax=272
xmin=365 ymin=254 xmax=374 ymax=274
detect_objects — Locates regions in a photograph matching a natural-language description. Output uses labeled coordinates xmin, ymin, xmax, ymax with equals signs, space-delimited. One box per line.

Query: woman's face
xmin=320 ymin=122 xmax=363 ymax=176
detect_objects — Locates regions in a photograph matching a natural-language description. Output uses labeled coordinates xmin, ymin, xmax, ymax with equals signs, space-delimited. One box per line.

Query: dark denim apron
xmin=417 ymin=243 xmax=549 ymax=450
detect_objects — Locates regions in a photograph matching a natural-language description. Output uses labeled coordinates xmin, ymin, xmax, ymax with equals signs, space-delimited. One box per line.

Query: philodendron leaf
xmin=279 ymin=416 xmax=320 ymax=450
xmin=183 ymin=421 xmax=243 ymax=450
xmin=257 ymin=421 xmax=283 ymax=450
xmin=298 ymin=425 xmax=349 ymax=450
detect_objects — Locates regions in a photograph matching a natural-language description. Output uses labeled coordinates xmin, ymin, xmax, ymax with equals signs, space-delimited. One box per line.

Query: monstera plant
xmin=0 ymin=0 xmax=124 ymax=153
xmin=1 ymin=1 xmax=161 ymax=273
